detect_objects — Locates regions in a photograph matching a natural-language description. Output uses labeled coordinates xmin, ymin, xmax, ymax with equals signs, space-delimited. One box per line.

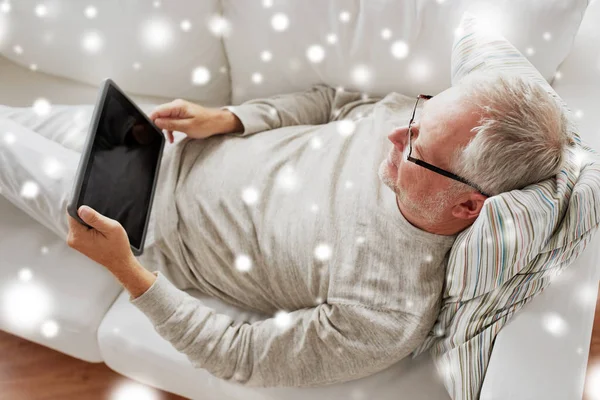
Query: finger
xmin=66 ymin=209 xmax=79 ymax=230
xmin=155 ymin=118 xmax=188 ymax=132
xmin=78 ymin=205 xmax=116 ymax=234
xmin=149 ymin=101 xmax=181 ymax=121
xmin=161 ymin=129 xmax=174 ymax=143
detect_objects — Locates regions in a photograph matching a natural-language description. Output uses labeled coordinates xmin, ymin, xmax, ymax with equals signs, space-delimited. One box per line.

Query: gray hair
xmin=448 ymin=70 xmax=575 ymax=197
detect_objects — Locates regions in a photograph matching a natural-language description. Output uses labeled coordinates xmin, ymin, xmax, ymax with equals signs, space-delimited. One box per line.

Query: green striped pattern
xmin=411 ymin=12 xmax=600 ymax=400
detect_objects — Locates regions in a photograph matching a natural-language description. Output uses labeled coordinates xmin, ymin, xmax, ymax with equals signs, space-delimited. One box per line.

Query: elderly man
xmin=65 ymin=70 xmax=571 ymax=387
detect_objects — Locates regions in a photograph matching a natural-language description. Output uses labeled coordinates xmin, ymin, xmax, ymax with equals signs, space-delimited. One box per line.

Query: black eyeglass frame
xmin=405 ymin=94 xmax=492 ymax=198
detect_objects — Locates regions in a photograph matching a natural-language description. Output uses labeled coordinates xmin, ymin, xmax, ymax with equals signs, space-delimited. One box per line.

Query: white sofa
xmin=0 ymin=1 xmax=599 ymax=399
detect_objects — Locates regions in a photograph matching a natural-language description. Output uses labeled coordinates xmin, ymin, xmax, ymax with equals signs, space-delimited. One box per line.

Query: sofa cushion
xmin=221 ymin=0 xmax=587 ymax=104
xmin=0 ymin=0 xmax=230 ymax=106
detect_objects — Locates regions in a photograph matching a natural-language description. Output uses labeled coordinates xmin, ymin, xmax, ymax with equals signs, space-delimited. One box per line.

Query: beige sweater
xmin=131 ymin=85 xmax=458 ymax=387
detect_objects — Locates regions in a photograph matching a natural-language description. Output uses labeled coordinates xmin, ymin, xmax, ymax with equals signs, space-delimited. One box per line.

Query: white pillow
xmin=221 ymin=0 xmax=587 ymax=104
xmin=0 ymin=0 xmax=230 ymax=106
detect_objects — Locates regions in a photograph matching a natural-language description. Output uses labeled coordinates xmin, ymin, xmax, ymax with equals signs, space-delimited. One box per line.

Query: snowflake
xmin=20 ymin=181 xmax=40 ymax=199
xmin=1 ymin=1 xmax=11 ymax=13
xmin=326 ymin=33 xmax=337 ymax=45
xmin=381 ymin=28 xmax=392 ymax=40
xmin=133 ymin=62 xmax=141 ymax=70
xmin=241 ymin=186 xmax=259 ymax=205
xmin=191 ymin=66 xmax=211 ymax=86
xmin=310 ymin=136 xmax=323 ymax=149
xmin=208 ymin=15 xmax=231 ymax=37
xmin=13 ymin=44 xmax=23 ymax=54
xmin=337 ymin=120 xmax=356 ymax=137
xmin=525 ymin=47 xmax=535 ymax=56
xmin=391 ymin=40 xmax=409 ymax=59
xmin=585 ymin=362 xmax=600 ymax=399
xmin=33 ymin=98 xmax=51 ymax=116
xmin=356 ymin=236 xmax=365 ymax=245
xmin=554 ymin=71 xmax=562 ymax=80
xmin=84 ymin=6 xmax=97 ymax=19
xmin=275 ymin=165 xmax=298 ymax=191
xmin=274 ymin=310 xmax=292 ymax=329
xmin=310 ymin=203 xmax=319 ymax=213
xmin=41 ymin=246 xmax=49 ymax=255
xmin=180 ymin=20 xmax=192 ymax=32
xmin=542 ymin=312 xmax=568 ymax=337
xmin=235 ymin=254 xmax=253 ymax=272
xmin=543 ymin=32 xmax=552 ymax=41
xmin=339 ymin=11 xmax=351 ymax=22
xmin=252 ymin=72 xmax=263 ymax=84
xmin=82 ymin=31 xmax=103 ymax=53
xmin=260 ymin=50 xmax=272 ymax=62
xmin=35 ymin=4 xmax=47 ymax=17
xmin=43 ymin=157 xmax=64 ymax=179
xmin=351 ymin=65 xmax=371 ymax=86
xmin=3 ymin=280 xmax=52 ymax=330
xmin=576 ymin=283 xmax=597 ymax=306
xmin=18 ymin=268 xmax=33 ymax=282
xmin=142 ymin=19 xmax=173 ymax=50
xmin=306 ymin=45 xmax=325 ymax=63
xmin=408 ymin=59 xmax=431 ymax=82
xmin=345 ymin=180 xmax=353 ymax=189
xmin=271 ymin=13 xmax=289 ymax=32
xmin=425 ymin=254 xmax=433 ymax=262
xmin=4 ymin=131 xmax=16 ymax=144
xmin=575 ymin=109 xmax=584 ymax=119
xmin=110 ymin=382 xmax=160 ymax=400
xmin=41 ymin=320 xmax=59 ymax=338
xmin=29 ymin=64 xmax=38 ymax=71
xmin=314 ymin=243 xmax=332 ymax=261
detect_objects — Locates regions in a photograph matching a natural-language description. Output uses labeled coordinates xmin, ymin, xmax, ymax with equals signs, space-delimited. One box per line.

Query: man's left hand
xmin=65 ymin=206 xmax=135 ymax=273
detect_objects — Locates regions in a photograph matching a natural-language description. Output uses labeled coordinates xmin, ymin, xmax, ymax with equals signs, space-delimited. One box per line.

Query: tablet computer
xmin=67 ymin=78 xmax=165 ymax=256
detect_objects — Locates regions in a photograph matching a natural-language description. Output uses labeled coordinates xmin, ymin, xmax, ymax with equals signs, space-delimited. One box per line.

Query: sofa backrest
xmin=0 ymin=0 xmax=589 ymax=107
xmin=0 ymin=0 xmax=230 ymax=107
xmin=221 ymin=0 xmax=589 ymax=104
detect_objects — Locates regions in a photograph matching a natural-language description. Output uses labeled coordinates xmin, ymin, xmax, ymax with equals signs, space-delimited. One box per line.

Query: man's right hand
xmin=149 ymin=99 xmax=243 ymax=143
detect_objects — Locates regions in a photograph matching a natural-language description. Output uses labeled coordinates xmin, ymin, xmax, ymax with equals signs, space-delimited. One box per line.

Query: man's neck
xmin=395 ymin=195 xmax=459 ymax=236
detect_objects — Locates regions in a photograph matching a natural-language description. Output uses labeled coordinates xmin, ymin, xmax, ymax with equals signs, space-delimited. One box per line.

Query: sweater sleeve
xmin=221 ymin=84 xmax=371 ymax=137
xmin=129 ymin=271 xmax=426 ymax=387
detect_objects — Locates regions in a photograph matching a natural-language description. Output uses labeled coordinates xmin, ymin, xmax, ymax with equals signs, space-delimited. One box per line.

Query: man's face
xmin=378 ymin=86 xmax=481 ymax=224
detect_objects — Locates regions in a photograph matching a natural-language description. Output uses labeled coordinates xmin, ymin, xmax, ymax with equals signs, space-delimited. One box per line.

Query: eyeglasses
xmin=404 ymin=94 xmax=492 ymax=198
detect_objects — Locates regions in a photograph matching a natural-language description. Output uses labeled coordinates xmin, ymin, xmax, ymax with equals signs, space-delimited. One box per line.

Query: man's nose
xmin=388 ymin=126 xmax=408 ymax=150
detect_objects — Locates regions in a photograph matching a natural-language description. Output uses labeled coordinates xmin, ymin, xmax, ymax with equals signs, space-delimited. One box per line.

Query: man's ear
xmin=452 ymin=193 xmax=487 ymax=220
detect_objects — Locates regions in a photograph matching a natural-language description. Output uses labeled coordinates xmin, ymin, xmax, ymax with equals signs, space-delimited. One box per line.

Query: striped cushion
xmin=411 ymin=12 xmax=600 ymax=400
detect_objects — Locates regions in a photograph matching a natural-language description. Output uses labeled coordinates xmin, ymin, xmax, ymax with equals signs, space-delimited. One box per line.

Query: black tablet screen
xmin=78 ymin=84 xmax=162 ymax=249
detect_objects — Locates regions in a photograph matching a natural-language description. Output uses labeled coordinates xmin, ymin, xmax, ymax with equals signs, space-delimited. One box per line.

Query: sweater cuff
xmin=221 ymin=105 xmax=273 ymax=136
xmin=128 ymin=271 xmax=188 ymax=325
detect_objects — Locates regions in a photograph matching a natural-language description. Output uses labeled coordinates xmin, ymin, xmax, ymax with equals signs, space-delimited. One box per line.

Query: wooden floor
xmin=0 ymin=286 xmax=599 ymax=400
